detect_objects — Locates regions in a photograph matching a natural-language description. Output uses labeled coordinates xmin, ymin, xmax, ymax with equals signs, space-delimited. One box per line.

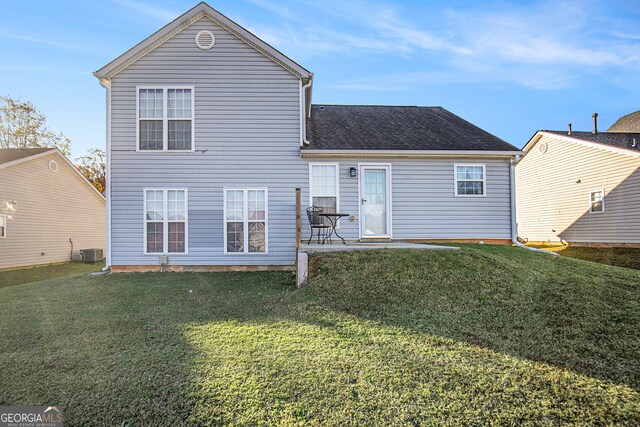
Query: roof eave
xmin=300 ymin=149 xmax=524 ymax=159
xmin=523 ymin=130 xmax=640 ymax=158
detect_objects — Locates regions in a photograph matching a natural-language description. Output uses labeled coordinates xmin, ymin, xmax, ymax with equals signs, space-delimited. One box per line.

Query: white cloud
xmin=0 ymin=33 xmax=87 ymax=51
xmin=111 ymin=0 xmax=178 ymax=22
xmin=244 ymin=0 xmax=640 ymax=90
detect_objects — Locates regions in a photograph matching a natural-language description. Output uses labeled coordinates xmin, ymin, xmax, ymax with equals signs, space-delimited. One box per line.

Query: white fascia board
xmin=300 ymin=149 xmax=524 ymax=159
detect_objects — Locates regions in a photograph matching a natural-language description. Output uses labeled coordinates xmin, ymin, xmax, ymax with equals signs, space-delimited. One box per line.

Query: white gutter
xmin=509 ymin=155 xmax=558 ymax=256
xmin=301 ymin=149 xmax=525 ymax=159
xmin=99 ymin=77 xmax=112 ymax=269
xmin=300 ymin=79 xmax=312 ymax=146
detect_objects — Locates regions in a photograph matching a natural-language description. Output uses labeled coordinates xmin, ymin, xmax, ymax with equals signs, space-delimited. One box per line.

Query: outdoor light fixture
xmin=349 ymin=167 xmax=357 ymax=177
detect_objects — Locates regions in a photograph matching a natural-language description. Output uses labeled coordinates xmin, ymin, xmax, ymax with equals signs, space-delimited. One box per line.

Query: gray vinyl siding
xmin=515 ymin=134 xmax=640 ymax=244
xmin=109 ymin=17 xmax=305 ymax=266
xmin=109 ymin=16 xmax=514 ymax=267
xmin=0 ymin=152 xmax=105 ymax=270
xmin=303 ymin=159 xmax=512 ymax=242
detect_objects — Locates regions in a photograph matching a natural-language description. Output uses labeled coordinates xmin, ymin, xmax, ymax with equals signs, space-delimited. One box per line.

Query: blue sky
xmin=1 ymin=0 xmax=638 ymax=158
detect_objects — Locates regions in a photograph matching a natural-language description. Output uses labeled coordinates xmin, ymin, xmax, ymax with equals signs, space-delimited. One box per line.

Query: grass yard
xmin=0 ymin=246 xmax=639 ymax=425
xmin=0 ymin=261 xmax=104 ymax=289
xmin=528 ymin=244 xmax=640 ymax=270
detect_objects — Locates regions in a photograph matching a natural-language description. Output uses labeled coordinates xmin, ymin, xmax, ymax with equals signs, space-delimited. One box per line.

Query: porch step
xmin=358 ymin=238 xmax=393 ymax=243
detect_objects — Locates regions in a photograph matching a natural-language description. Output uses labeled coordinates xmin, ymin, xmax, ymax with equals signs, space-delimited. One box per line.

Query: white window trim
xmin=136 ymin=86 xmax=195 ymax=152
xmin=143 ymin=188 xmax=189 ymax=255
xmin=223 ymin=188 xmax=269 ymax=255
xmin=309 ymin=162 xmax=341 ymax=229
xmin=454 ymin=163 xmax=487 ymax=197
xmin=589 ymin=189 xmax=606 ymax=214
xmin=0 ymin=214 xmax=6 ymax=238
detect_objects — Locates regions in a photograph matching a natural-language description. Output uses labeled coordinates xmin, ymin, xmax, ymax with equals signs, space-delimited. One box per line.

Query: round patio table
xmin=319 ymin=213 xmax=348 ymax=245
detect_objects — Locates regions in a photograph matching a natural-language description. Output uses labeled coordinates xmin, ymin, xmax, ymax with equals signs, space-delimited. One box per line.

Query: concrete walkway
xmin=300 ymin=242 xmax=459 ymax=252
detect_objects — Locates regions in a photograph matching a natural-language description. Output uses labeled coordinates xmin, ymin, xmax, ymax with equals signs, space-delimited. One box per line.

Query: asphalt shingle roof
xmin=607 ymin=110 xmax=640 ymax=132
xmin=304 ymin=105 xmax=519 ymax=151
xmin=544 ymin=131 xmax=640 ymax=152
xmin=0 ymin=148 xmax=54 ymax=165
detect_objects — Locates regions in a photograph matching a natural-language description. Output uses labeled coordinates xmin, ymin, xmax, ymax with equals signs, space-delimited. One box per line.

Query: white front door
xmin=359 ymin=165 xmax=391 ymax=238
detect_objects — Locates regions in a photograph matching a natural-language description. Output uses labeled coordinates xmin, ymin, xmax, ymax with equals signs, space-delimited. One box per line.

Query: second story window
xmin=137 ymin=87 xmax=194 ymax=151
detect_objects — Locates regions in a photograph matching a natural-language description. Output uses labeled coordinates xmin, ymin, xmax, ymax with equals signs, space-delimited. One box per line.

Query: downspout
xmin=300 ymin=78 xmax=312 ymax=146
xmin=510 ymin=155 xmax=558 ymax=256
xmin=99 ymin=77 xmax=112 ymax=270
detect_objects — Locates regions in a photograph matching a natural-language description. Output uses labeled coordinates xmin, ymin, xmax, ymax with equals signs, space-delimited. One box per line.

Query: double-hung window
xmin=144 ymin=189 xmax=188 ymax=254
xmin=455 ymin=164 xmax=486 ymax=196
xmin=224 ymin=189 xmax=267 ymax=254
xmin=590 ymin=190 xmax=605 ymax=213
xmin=138 ymin=87 xmax=194 ymax=151
xmin=0 ymin=214 xmax=6 ymax=238
xmin=309 ymin=163 xmax=339 ymax=212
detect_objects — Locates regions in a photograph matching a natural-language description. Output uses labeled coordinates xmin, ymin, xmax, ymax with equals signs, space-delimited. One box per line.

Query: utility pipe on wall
xmin=510 ymin=156 xmax=559 ymax=256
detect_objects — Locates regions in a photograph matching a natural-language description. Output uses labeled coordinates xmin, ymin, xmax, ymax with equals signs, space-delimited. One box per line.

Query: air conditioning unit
xmin=80 ymin=248 xmax=104 ymax=263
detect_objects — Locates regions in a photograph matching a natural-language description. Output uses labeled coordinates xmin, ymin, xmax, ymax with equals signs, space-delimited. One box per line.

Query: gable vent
xmin=195 ymin=30 xmax=215 ymax=50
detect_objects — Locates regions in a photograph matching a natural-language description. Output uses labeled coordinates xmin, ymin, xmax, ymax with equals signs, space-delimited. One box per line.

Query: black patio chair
xmin=306 ymin=206 xmax=331 ymax=244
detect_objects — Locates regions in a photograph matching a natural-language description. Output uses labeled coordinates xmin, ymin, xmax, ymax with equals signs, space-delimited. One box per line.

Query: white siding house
xmin=95 ymin=2 xmax=522 ymax=272
xmin=0 ymin=149 xmax=106 ymax=270
xmin=516 ymin=130 xmax=640 ymax=245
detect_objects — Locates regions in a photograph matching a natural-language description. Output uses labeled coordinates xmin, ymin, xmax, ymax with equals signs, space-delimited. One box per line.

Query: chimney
xmin=568 ymin=123 xmax=572 ymax=136
xmin=592 ymin=113 xmax=598 ymax=134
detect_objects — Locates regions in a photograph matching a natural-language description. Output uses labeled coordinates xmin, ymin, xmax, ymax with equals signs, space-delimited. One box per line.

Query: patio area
xmin=300 ymin=241 xmax=460 ymax=252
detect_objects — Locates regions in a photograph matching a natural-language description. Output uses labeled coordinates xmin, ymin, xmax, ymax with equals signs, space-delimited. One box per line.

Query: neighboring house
xmin=515 ymin=128 xmax=640 ymax=246
xmin=0 ymin=148 xmax=106 ymax=270
xmin=94 ymin=2 xmax=522 ymax=272
xmin=608 ymin=110 xmax=640 ymax=132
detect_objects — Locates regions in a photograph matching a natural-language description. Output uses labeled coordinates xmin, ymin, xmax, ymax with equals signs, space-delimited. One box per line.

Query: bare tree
xmin=0 ymin=95 xmax=71 ymax=156
xmin=76 ymin=148 xmax=106 ymax=194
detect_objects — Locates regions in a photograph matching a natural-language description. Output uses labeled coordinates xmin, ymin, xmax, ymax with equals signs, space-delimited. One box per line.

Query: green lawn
xmin=1 ymin=246 xmax=639 ymax=425
xmin=0 ymin=261 xmax=104 ymax=289
xmin=529 ymin=244 xmax=640 ymax=270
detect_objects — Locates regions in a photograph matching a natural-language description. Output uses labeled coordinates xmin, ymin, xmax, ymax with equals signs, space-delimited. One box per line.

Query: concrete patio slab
xmin=300 ymin=242 xmax=460 ymax=252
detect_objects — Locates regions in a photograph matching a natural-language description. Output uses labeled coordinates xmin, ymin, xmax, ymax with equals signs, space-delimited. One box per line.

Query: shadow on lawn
xmin=2 ymin=260 xmax=638 ymax=426
xmin=288 ymin=248 xmax=640 ymax=392
xmin=174 ymin=248 xmax=640 ymax=425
